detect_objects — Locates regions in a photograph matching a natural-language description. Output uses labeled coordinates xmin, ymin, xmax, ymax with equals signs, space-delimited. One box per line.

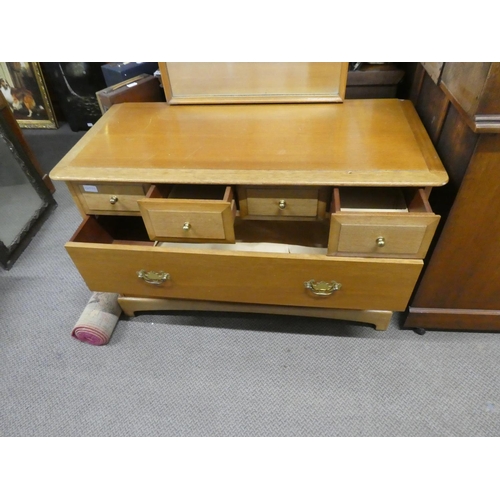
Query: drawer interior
xmin=234 ymin=219 xmax=329 ymax=248
xmin=335 ymin=187 xmax=408 ymax=212
xmin=70 ymin=216 xmax=154 ymax=246
xmin=70 ymin=215 xmax=330 ymax=254
xmin=168 ymin=184 xmax=229 ymax=200
xmin=332 ymin=187 xmax=432 ymax=214
xmin=146 ymin=184 xmax=232 ymax=202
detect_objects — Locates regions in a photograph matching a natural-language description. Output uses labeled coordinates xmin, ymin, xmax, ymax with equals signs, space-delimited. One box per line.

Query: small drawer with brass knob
xmin=328 ymin=187 xmax=440 ymax=259
xmin=74 ymin=182 xmax=149 ymax=215
xmin=137 ymin=184 xmax=236 ymax=243
xmin=237 ymin=186 xmax=329 ymax=220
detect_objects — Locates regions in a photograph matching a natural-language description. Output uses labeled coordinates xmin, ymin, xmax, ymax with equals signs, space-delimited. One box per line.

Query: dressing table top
xmin=50 ymin=99 xmax=448 ymax=187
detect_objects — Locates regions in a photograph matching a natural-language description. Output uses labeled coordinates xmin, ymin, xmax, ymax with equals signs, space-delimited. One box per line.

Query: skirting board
xmin=404 ymin=307 xmax=500 ymax=332
xmin=118 ymin=296 xmax=393 ymax=331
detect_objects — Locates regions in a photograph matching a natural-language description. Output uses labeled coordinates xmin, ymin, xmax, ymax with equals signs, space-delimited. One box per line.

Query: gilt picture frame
xmin=0 ymin=62 xmax=58 ymax=129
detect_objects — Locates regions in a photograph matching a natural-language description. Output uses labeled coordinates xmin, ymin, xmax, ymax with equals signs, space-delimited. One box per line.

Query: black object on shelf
xmin=41 ymin=63 xmax=107 ymax=132
xmin=101 ymin=63 xmax=159 ymax=87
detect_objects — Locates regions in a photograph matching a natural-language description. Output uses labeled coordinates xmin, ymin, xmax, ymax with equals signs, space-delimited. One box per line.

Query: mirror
xmin=159 ymin=62 xmax=348 ymax=104
xmin=0 ymin=96 xmax=56 ymax=269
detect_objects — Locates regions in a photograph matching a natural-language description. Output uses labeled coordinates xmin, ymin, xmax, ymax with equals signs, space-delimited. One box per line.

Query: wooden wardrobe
xmin=404 ymin=63 xmax=500 ymax=332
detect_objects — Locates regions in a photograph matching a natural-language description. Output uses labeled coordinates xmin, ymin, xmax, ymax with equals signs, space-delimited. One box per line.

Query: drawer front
xmin=66 ymin=241 xmax=423 ymax=312
xmin=329 ymin=188 xmax=440 ymax=258
xmin=76 ymin=183 xmax=148 ymax=214
xmin=239 ymin=187 xmax=322 ymax=218
xmin=138 ymin=198 xmax=236 ymax=242
xmin=329 ymin=213 xmax=440 ymax=258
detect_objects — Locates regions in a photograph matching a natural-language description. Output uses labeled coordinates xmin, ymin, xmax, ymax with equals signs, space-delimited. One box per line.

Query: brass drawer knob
xmin=278 ymin=199 xmax=287 ymax=210
xmin=304 ymin=279 xmax=342 ymax=296
xmin=109 ymin=196 xmax=119 ymax=205
xmin=137 ymin=270 xmax=170 ymax=285
xmin=183 ymin=222 xmax=191 ymax=231
xmin=376 ymin=237 xmax=386 ymax=247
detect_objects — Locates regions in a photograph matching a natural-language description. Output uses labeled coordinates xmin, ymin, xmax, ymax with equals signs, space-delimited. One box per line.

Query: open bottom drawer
xmin=66 ymin=216 xmax=423 ymax=312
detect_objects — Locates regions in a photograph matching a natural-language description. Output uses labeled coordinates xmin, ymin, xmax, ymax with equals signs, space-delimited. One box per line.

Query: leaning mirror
xmin=0 ymin=93 xmax=56 ymax=269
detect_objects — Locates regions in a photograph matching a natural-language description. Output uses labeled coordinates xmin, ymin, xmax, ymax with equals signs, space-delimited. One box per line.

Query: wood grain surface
xmin=50 ymin=100 xmax=448 ymax=187
xmin=66 ymin=238 xmax=423 ymax=312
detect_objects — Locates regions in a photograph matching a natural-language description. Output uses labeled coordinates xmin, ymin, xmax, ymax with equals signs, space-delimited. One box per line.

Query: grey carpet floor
xmin=1 ymin=125 xmax=500 ymax=436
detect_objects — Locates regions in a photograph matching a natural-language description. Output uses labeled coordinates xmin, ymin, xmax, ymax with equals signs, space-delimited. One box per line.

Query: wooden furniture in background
xmin=420 ymin=63 xmax=444 ymax=85
xmin=96 ymin=74 xmax=165 ymax=114
xmin=440 ymin=62 xmax=500 ymax=132
xmin=345 ymin=64 xmax=405 ymax=99
xmin=404 ymin=62 xmax=500 ymax=331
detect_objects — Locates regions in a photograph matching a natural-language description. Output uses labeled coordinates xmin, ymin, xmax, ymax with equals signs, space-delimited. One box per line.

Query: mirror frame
xmin=0 ymin=94 xmax=56 ymax=269
xmin=159 ymin=62 xmax=348 ymax=105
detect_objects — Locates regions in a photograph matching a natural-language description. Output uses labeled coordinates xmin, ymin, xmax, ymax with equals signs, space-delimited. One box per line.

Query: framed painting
xmin=0 ymin=62 xmax=58 ymax=129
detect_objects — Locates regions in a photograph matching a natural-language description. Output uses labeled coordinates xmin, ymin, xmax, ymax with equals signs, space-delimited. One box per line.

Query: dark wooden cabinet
xmin=440 ymin=62 xmax=500 ymax=133
xmin=404 ymin=63 xmax=500 ymax=331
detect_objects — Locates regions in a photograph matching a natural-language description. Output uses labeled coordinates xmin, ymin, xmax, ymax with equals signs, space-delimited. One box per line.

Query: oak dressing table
xmin=50 ymin=63 xmax=448 ymax=331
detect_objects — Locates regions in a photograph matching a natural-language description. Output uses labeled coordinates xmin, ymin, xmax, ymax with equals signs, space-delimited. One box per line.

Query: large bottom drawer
xmin=65 ymin=216 xmax=423 ymax=312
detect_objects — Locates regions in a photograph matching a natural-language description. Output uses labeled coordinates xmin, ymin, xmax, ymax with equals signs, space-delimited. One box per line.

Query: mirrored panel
xmin=0 ymin=97 xmax=56 ymax=269
xmin=159 ymin=62 xmax=348 ymax=104
xmin=0 ymin=134 xmax=46 ymax=247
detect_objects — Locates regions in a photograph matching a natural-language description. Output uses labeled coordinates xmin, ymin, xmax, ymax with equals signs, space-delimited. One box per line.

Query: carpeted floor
xmin=0 ymin=123 xmax=499 ymax=436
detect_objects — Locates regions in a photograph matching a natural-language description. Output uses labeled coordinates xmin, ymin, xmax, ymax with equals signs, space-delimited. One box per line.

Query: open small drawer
xmin=138 ymin=184 xmax=237 ymax=243
xmin=328 ymin=187 xmax=440 ymax=259
xmin=237 ymin=186 xmax=330 ymax=220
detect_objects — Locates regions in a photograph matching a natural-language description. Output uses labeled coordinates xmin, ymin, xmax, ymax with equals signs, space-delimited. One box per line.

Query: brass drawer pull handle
xmin=109 ymin=195 xmax=119 ymax=204
xmin=137 ymin=270 xmax=170 ymax=285
xmin=376 ymin=237 xmax=386 ymax=247
xmin=278 ymin=199 xmax=287 ymax=210
xmin=304 ymin=279 xmax=342 ymax=296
